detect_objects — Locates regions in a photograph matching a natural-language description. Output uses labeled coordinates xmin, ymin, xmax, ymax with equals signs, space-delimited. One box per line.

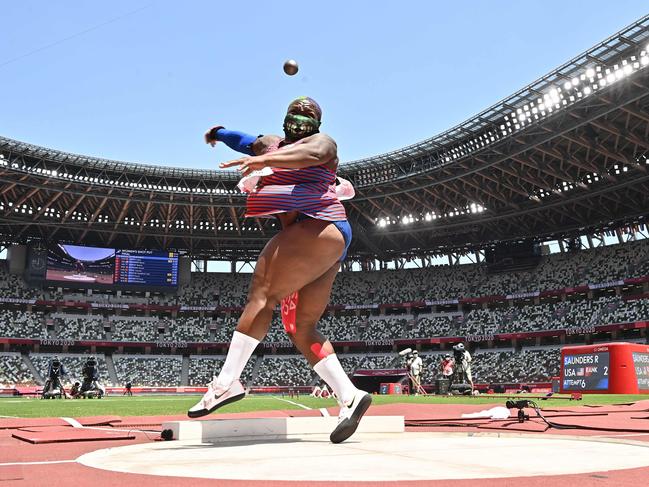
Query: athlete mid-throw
xmin=188 ymin=97 xmax=371 ymax=444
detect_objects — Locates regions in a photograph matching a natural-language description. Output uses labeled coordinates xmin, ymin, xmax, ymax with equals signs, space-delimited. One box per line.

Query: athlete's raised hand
xmin=220 ymin=156 xmax=267 ymax=177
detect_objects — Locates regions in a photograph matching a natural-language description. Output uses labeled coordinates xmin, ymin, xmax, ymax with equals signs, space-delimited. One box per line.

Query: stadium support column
xmin=181 ymin=356 xmax=189 ymax=386
xmin=105 ymin=355 xmax=118 ymax=385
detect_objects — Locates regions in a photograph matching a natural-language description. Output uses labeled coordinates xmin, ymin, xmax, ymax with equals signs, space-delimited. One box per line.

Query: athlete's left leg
xmin=287 ymin=262 xmax=372 ymax=443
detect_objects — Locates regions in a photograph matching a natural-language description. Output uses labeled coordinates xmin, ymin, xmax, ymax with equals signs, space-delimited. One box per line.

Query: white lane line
xmin=60 ymin=417 xmax=83 ymax=428
xmin=272 ymin=397 xmax=311 ymax=410
xmin=58 ymin=417 xmax=158 ymax=435
xmin=78 ymin=425 xmax=160 ymax=435
xmin=0 ymin=460 xmax=76 ymax=467
xmin=319 ymin=408 xmax=331 ymax=417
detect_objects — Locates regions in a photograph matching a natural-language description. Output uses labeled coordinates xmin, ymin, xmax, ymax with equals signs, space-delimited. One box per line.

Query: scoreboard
xmin=560 ymin=343 xmax=649 ymax=394
xmin=633 ymin=352 xmax=649 ymax=390
xmin=114 ymin=250 xmax=179 ymax=286
xmin=562 ymin=352 xmax=609 ymax=391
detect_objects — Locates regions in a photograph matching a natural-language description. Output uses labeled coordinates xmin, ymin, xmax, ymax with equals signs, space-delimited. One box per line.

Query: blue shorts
xmin=331 ymin=220 xmax=352 ymax=262
xmin=294 ymin=214 xmax=352 ymax=261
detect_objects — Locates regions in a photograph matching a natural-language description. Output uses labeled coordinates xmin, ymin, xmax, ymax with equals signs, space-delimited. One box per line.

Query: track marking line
xmin=58 ymin=417 xmax=158 ymax=435
xmin=80 ymin=425 xmax=160 ymax=435
xmin=319 ymin=408 xmax=331 ymax=417
xmin=60 ymin=417 xmax=83 ymax=428
xmin=0 ymin=460 xmax=76 ymax=467
xmin=272 ymin=397 xmax=311 ymax=410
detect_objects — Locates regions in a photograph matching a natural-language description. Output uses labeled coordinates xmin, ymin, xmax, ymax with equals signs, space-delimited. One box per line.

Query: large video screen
xmin=46 ymin=244 xmax=178 ymax=288
xmin=562 ymin=352 xmax=610 ymax=391
xmin=46 ymin=244 xmax=115 ymax=285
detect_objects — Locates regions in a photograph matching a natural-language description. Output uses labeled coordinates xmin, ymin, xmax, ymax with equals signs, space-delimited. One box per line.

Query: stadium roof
xmin=1 ymin=15 xmax=649 ymax=260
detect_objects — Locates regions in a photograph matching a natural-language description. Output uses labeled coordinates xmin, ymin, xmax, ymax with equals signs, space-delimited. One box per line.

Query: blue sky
xmin=1 ymin=1 xmax=647 ymax=169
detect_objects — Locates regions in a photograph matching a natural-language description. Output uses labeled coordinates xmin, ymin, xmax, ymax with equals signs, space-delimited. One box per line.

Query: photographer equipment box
xmin=379 ymin=383 xmax=402 ymax=394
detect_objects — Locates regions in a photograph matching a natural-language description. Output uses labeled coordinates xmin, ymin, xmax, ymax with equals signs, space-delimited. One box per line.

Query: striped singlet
xmin=243 ymin=141 xmax=347 ymax=221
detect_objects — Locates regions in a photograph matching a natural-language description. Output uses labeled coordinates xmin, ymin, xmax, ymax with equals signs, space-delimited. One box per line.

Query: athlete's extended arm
xmin=204 ymin=126 xmax=259 ymax=155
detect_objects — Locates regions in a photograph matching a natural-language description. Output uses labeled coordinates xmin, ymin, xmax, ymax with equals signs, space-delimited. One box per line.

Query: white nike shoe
xmin=330 ymin=389 xmax=372 ymax=444
xmin=187 ymin=378 xmax=245 ymax=418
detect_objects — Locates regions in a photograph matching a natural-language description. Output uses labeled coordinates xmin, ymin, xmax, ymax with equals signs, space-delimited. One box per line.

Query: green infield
xmin=0 ymin=393 xmax=647 ymax=418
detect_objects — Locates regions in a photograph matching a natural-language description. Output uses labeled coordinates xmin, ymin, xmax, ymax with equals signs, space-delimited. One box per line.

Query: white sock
xmin=313 ymin=354 xmax=357 ymax=405
xmin=215 ymin=331 xmax=259 ymax=390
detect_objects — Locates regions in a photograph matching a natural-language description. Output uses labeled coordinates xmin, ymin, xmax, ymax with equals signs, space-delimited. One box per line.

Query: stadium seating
xmin=0 ymin=310 xmax=47 ymax=339
xmin=0 ymin=353 xmax=33 ymax=386
xmin=163 ymin=316 xmax=211 ymax=342
xmin=53 ymin=315 xmax=106 ymax=340
xmin=0 ymin=263 xmax=37 ymax=299
xmin=358 ymin=354 xmax=399 ymax=370
xmin=318 ymin=315 xmax=359 ymax=341
xmin=110 ymin=318 xmax=159 ymax=342
xmin=254 ymin=356 xmax=315 ymax=386
xmin=359 ymin=317 xmax=410 ymax=340
xmin=112 ymin=355 xmax=182 ymax=387
xmin=188 ymin=355 xmax=256 ymax=387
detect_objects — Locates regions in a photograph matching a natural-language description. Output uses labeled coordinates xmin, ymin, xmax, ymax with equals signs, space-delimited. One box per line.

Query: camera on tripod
xmin=452 ymin=343 xmax=465 ymax=362
xmin=398 ymin=347 xmax=414 ymax=365
xmin=42 ymin=356 xmax=66 ymax=399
